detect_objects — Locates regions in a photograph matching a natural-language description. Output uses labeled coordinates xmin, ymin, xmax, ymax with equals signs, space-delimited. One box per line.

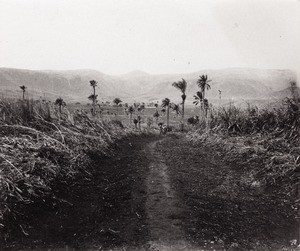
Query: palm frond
xmin=172 ymin=79 xmax=187 ymax=94
xmin=161 ymin=98 xmax=171 ymax=108
xmin=89 ymin=80 xmax=98 ymax=87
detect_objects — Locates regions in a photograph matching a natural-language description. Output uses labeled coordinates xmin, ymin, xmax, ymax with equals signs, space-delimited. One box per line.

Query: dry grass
xmin=183 ymin=93 xmax=300 ymax=247
xmin=0 ymin=98 xmax=141 ymax=241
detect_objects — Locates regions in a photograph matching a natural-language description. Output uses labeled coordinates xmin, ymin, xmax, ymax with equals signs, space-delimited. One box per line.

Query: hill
xmin=0 ymin=68 xmax=130 ymax=103
xmin=272 ymin=85 xmax=300 ymax=99
xmin=0 ymin=67 xmax=296 ymax=104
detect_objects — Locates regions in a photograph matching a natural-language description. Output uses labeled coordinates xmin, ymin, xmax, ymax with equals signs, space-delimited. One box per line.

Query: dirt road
xmin=143 ymin=140 xmax=197 ymax=251
xmin=5 ymin=135 xmax=293 ymax=250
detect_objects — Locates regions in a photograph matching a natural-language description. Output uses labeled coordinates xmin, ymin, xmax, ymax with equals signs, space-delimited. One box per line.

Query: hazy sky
xmin=0 ymin=0 xmax=299 ymax=75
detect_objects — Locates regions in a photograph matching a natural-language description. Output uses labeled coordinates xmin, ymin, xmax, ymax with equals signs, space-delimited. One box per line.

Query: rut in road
xmin=144 ymin=139 xmax=196 ymax=251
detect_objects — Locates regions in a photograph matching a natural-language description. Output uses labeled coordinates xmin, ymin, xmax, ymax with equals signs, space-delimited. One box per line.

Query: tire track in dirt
xmin=143 ymin=139 xmax=198 ymax=251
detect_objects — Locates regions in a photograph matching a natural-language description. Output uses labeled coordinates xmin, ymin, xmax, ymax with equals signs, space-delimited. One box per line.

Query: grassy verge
xmin=0 ymin=98 xmax=155 ymax=249
xmin=158 ymin=133 xmax=298 ymax=250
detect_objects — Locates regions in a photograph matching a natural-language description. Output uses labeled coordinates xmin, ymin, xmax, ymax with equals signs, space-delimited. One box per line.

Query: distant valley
xmin=0 ymin=67 xmax=297 ymax=105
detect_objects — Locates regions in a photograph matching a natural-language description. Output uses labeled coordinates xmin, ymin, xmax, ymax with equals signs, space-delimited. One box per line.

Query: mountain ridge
xmin=0 ymin=67 xmax=297 ymax=104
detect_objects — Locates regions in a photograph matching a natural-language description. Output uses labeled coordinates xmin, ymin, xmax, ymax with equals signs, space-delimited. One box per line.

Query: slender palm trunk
xmin=167 ymin=105 xmax=170 ymax=127
xmin=181 ymin=100 xmax=185 ymax=131
xmin=202 ymin=89 xmax=205 ymax=113
xmin=93 ymin=86 xmax=96 ymax=116
xmin=130 ymin=113 xmax=132 ymax=124
xmin=22 ymin=91 xmax=25 ymax=100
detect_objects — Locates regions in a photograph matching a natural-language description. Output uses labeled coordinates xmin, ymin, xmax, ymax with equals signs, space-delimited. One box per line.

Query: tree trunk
xmin=93 ymin=86 xmax=96 ymax=116
xmin=22 ymin=91 xmax=25 ymax=100
xmin=181 ymin=100 xmax=185 ymax=131
xmin=167 ymin=106 xmax=170 ymax=127
xmin=130 ymin=113 xmax=132 ymax=124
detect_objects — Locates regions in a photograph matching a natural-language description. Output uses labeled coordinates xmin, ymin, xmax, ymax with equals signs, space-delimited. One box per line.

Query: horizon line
xmin=0 ymin=66 xmax=296 ymax=77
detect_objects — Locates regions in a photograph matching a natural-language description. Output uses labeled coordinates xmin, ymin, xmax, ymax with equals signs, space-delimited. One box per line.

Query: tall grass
xmin=0 ymin=98 xmax=133 ymax=241
xmin=205 ymin=97 xmax=299 ymax=140
xmin=186 ymin=88 xmax=300 ymax=238
xmin=186 ymin=89 xmax=300 ymax=244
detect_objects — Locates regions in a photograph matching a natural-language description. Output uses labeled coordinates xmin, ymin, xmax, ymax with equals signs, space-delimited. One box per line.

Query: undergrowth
xmin=0 ymin=98 xmax=139 ymax=244
xmin=185 ymin=90 xmax=300 ymax=247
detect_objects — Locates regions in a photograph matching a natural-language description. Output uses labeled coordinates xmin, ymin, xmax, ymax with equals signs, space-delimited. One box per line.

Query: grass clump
xmin=0 ymin=98 xmax=135 ymax=244
xmin=181 ymin=89 xmax=300 ymax=248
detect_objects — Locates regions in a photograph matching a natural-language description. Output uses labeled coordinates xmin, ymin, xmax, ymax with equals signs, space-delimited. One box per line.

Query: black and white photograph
xmin=0 ymin=0 xmax=300 ymax=250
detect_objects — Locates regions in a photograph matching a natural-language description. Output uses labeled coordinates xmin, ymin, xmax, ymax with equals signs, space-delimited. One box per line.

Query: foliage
xmin=172 ymin=79 xmax=187 ymax=131
xmin=54 ymin=97 xmax=66 ymax=113
xmin=161 ymin=98 xmax=171 ymax=127
xmin=193 ymin=91 xmax=203 ymax=106
xmin=170 ymin=103 xmax=181 ymax=116
xmin=172 ymin=78 xmax=187 ymax=103
xmin=19 ymin=85 xmax=26 ymax=100
xmin=89 ymin=80 xmax=98 ymax=116
xmin=159 ymin=136 xmax=297 ymax=250
xmin=197 ymin=74 xmax=211 ymax=98
xmin=89 ymin=80 xmax=98 ymax=88
xmin=161 ymin=98 xmax=170 ymax=108
xmin=184 ymin=86 xmax=300 ymax=246
xmin=88 ymin=94 xmax=98 ymax=103
xmin=153 ymin=110 xmax=160 ymax=122
xmin=113 ymin=98 xmax=122 ymax=106
xmin=0 ymin=98 xmax=136 ymax=241
xmin=187 ymin=116 xmax=199 ymax=125
xmin=128 ymin=106 xmax=134 ymax=114
xmin=207 ymin=98 xmax=300 ymax=139
xmin=146 ymin=117 xmax=153 ymax=128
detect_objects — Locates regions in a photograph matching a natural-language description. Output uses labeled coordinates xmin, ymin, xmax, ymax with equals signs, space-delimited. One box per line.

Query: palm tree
xmin=196 ymin=75 xmax=211 ymax=118
xmin=137 ymin=115 xmax=142 ymax=130
xmin=128 ymin=105 xmax=135 ymax=124
xmin=88 ymin=94 xmax=98 ymax=115
xmin=113 ymin=98 xmax=122 ymax=114
xmin=137 ymin=104 xmax=145 ymax=115
xmin=20 ymin=85 xmax=26 ymax=100
xmin=140 ymin=103 xmax=145 ymax=112
xmin=203 ymin=98 xmax=209 ymax=117
xmin=89 ymin=80 xmax=98 ymax=116
xmin=172 ymin=78 xmax=187 ymax=130
xmin=55 ymin=97 xmax=66 ymax=113
xmin=193 ymin=91 xmax=203 ymax=116
xmin=133 ymin=118 xmax=138 ymax=129
xmin=197 ymin=75 xmax=211 ymax=100
xmin=193 ymin=91 xmax=203 ymax=106
xmin=171 ymin=103 xmax=181 ymax=118
xmin=153 ymin=110 xmax=160 ymax=123
xmin=161 ymin=98 xmax=171 ymax=127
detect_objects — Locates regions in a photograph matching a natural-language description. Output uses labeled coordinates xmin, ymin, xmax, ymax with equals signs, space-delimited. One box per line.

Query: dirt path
xmin=143 ymin=139 xmax=197 ymax=251
xmin=3 ymin=135 xmax=293 ymax=250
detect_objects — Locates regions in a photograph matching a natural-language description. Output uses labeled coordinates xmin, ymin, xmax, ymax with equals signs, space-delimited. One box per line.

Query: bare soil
xmin=143 ymin=140 xmax=197 ymax=251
